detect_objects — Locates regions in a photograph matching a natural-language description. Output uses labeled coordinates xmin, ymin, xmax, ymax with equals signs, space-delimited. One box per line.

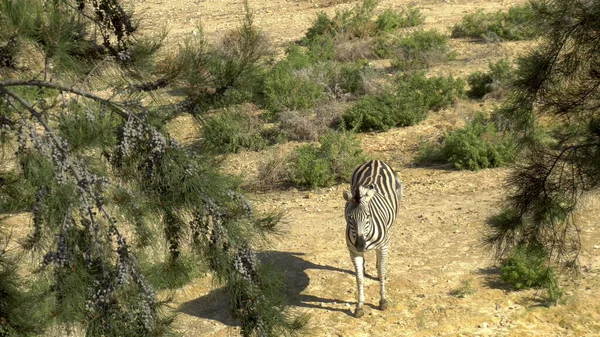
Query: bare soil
xmin=66 ymin=0 xmax=600 ymax=335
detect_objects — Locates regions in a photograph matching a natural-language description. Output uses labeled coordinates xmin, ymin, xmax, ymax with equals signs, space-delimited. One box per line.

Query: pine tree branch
xmin=1 ymin=87 xmax=124 ymax=241
xmin=0 ymin=79 xmax=129 ymax=119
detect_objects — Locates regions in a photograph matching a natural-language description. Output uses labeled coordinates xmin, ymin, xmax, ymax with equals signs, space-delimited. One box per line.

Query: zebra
xmin=342 ymin=160 xmax=402 ymax=318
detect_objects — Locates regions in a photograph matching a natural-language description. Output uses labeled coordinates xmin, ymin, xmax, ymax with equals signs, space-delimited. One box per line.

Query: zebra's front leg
xmin=351 ymin=253 xmax=365 ymax=318
xmin=376 ymin=247 xmax=389 ymax=311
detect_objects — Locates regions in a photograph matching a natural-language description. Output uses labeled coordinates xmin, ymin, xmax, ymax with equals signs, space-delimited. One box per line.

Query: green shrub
xmin=467 ymin=58 xmax=514 ymax=99
xmin=305 ymin=34 xmax=336 ymax=62
xmin=501 ymin=244 xmax=563 ymax=303
xmin=451 ymin=5 xmax=538 ymax=41
xmin=202 ymin=105 xmax=267 ymax=153
xmin=303 ymin=11 xmax=338 ymax=43
xmin=342 ymin=72 xmax=464 ymax=132
xmin=288 ymin=145 xmax=332 ymax=188
xmin=390 ymin=30 xmax=454 ymax=70
xmin=441 ymin=113 xmax=518 ymax=170
xmin=302 ymin=0 xmax=379 ymax=45
xmin=321 ymin=60 xmax=371 ymax=97
xmin=262 ymin=60 xmax=325 ymax=115
xmin=288 ymin=132 xmax=367 ymax=188
xmin=375 ymin=7 xmax=424 ymax=32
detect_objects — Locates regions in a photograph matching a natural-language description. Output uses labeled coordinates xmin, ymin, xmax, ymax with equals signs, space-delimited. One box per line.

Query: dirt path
xmin=126 ymin=0 xmax=600 ymax=336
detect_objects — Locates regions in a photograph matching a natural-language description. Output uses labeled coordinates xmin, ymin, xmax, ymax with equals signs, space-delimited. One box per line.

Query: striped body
xmin=343 ymin=160 xmax=402 ymax=317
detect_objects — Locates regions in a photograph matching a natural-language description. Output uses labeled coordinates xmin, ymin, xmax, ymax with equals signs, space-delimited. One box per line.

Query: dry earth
xmin=126 ymin=0 xmax=600 ymax=336
xmin=6 ymin=0 xmax=600 ymax=336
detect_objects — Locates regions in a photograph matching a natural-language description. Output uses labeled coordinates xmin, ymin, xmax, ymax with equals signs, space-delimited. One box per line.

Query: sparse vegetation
xmin=449 ymin=279 xmax=476 ymax=298
xmin=451 ymin=4 xmax=538 ymax=41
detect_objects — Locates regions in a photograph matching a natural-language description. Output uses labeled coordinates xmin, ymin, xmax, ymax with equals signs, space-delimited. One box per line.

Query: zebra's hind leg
xmin=351 ymin=253 xmax=366 ymax=318
xmin=376 ymin=247 xmax=389 ymax=311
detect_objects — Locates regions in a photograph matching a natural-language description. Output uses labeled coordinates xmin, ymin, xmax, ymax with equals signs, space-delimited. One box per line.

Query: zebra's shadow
xmin=178 ymin=251 xmax=369 ymax=325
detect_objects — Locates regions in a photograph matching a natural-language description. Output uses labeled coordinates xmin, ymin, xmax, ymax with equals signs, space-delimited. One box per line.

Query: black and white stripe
xmin=342 ymin=160 xmax=402 ymax=318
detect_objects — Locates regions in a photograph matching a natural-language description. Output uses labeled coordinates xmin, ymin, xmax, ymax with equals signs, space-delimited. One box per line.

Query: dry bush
xmin=278 ymin=110 xmax=322 ymax=141
xmin=277 ymin=99 xmax=350 ymax=141
xmin=253 ymin=150 xmax=290 ymax=191
xmin=334 ymin=36 xmax=377 ymax=62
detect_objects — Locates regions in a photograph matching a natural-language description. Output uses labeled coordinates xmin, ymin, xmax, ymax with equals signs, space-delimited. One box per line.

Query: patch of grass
xmin=342 ymin=72 xmax=464 ymax=132
xmin=389 ymin=30 xmax=454 ymax=70
xmin=451 ymin=5 xmax=538 ymax=41
xmin=467 ymin=58 xmax=514 ymax=99
xmin=449 ymin=278 xmax=476 ymax=298
xmin=375 ymin=7 xmax=424 ymax=32
xmin=288 ymin=132 xmax=367 ymax=188
xmin=415 ymin=113 xmax=518 ymax=170
xmin=201 ymin=105 xmax=267 ymax=153
xmin=500 ymin=244 xmax=563 ymax=304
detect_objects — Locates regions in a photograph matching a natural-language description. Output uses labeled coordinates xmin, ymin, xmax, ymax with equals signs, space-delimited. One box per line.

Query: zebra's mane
xmin=353 ymin=184 xmax=375 ymax=204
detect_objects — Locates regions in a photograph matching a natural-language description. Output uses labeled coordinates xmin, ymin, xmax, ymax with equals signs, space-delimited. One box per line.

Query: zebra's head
xmin=343 ymin=185 xmax=375 ymax=252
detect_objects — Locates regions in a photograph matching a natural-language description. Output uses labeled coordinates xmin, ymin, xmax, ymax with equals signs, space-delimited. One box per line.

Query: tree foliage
xmin=487 ymin=0 xmax=600 ymax=269
xmin=0 ymin=1 xmax=297 ymax=336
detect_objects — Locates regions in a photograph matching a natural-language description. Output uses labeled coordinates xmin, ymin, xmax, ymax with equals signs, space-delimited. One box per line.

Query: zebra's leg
xmin=376 ymin=246 xmax=389 ymax=311
xmin=351 ymin=253 xmax=366 ymax=318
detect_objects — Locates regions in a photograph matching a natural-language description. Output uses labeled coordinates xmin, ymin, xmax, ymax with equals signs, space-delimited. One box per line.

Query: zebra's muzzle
xmin=355 ymin=236 xmax=366 ymax=252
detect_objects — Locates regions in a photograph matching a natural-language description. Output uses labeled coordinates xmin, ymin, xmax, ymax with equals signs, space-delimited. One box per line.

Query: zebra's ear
xmin=358 ymin=185 xmax=375 ymax=202
xmin=343 ymin=190 xmax=355 ymax=203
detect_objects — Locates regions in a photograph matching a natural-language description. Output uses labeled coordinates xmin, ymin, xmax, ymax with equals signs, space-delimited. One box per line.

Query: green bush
xmin=320 ymin=60 xmax=371 ymax=97
xmin=467 ymin=58 xmax=514 ymax=98
xmin=375 ymin=7 xmax=424 ymax=32
xmin=202 ymin=105 xmax=267 ymax=153
xmin=501 ymin=244 xmax=562 ymax=303
xmin=390 ymin=30 xmax=454 ymax=70
xmin=374 ymin=29 xmax=453 ymax=69
xmin=451 ymin=5 xmax=538 ymax=41
xmin=288 ymin=132 xmax=367 ymax=188
xmin=418 ymin=113 xmax=518 ymax=170
xmin=342 ymin=72 xmax=464 ymax=132
xmin=305 ymin=34 xmax=336 ymax=62
xmin=262 ymin=59 xmax=325 ymax=115
xmin=301 ymin=0 xmax=379 ymax=44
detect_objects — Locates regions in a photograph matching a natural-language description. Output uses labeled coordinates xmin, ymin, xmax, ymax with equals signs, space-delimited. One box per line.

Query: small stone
xmin=480 ymin=322 xmax=488 ymax=329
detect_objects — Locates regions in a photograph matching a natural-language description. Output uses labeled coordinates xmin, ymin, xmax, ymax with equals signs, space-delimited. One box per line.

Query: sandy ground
xmin=124 ymin=0 xmax=600 ymax=336
xmin=6 ymin=0 xmax=600 ymax=336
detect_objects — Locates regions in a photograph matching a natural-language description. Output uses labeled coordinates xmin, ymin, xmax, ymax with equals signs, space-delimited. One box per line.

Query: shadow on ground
xmin=178 ymin=251 xmax=368 ymax=325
